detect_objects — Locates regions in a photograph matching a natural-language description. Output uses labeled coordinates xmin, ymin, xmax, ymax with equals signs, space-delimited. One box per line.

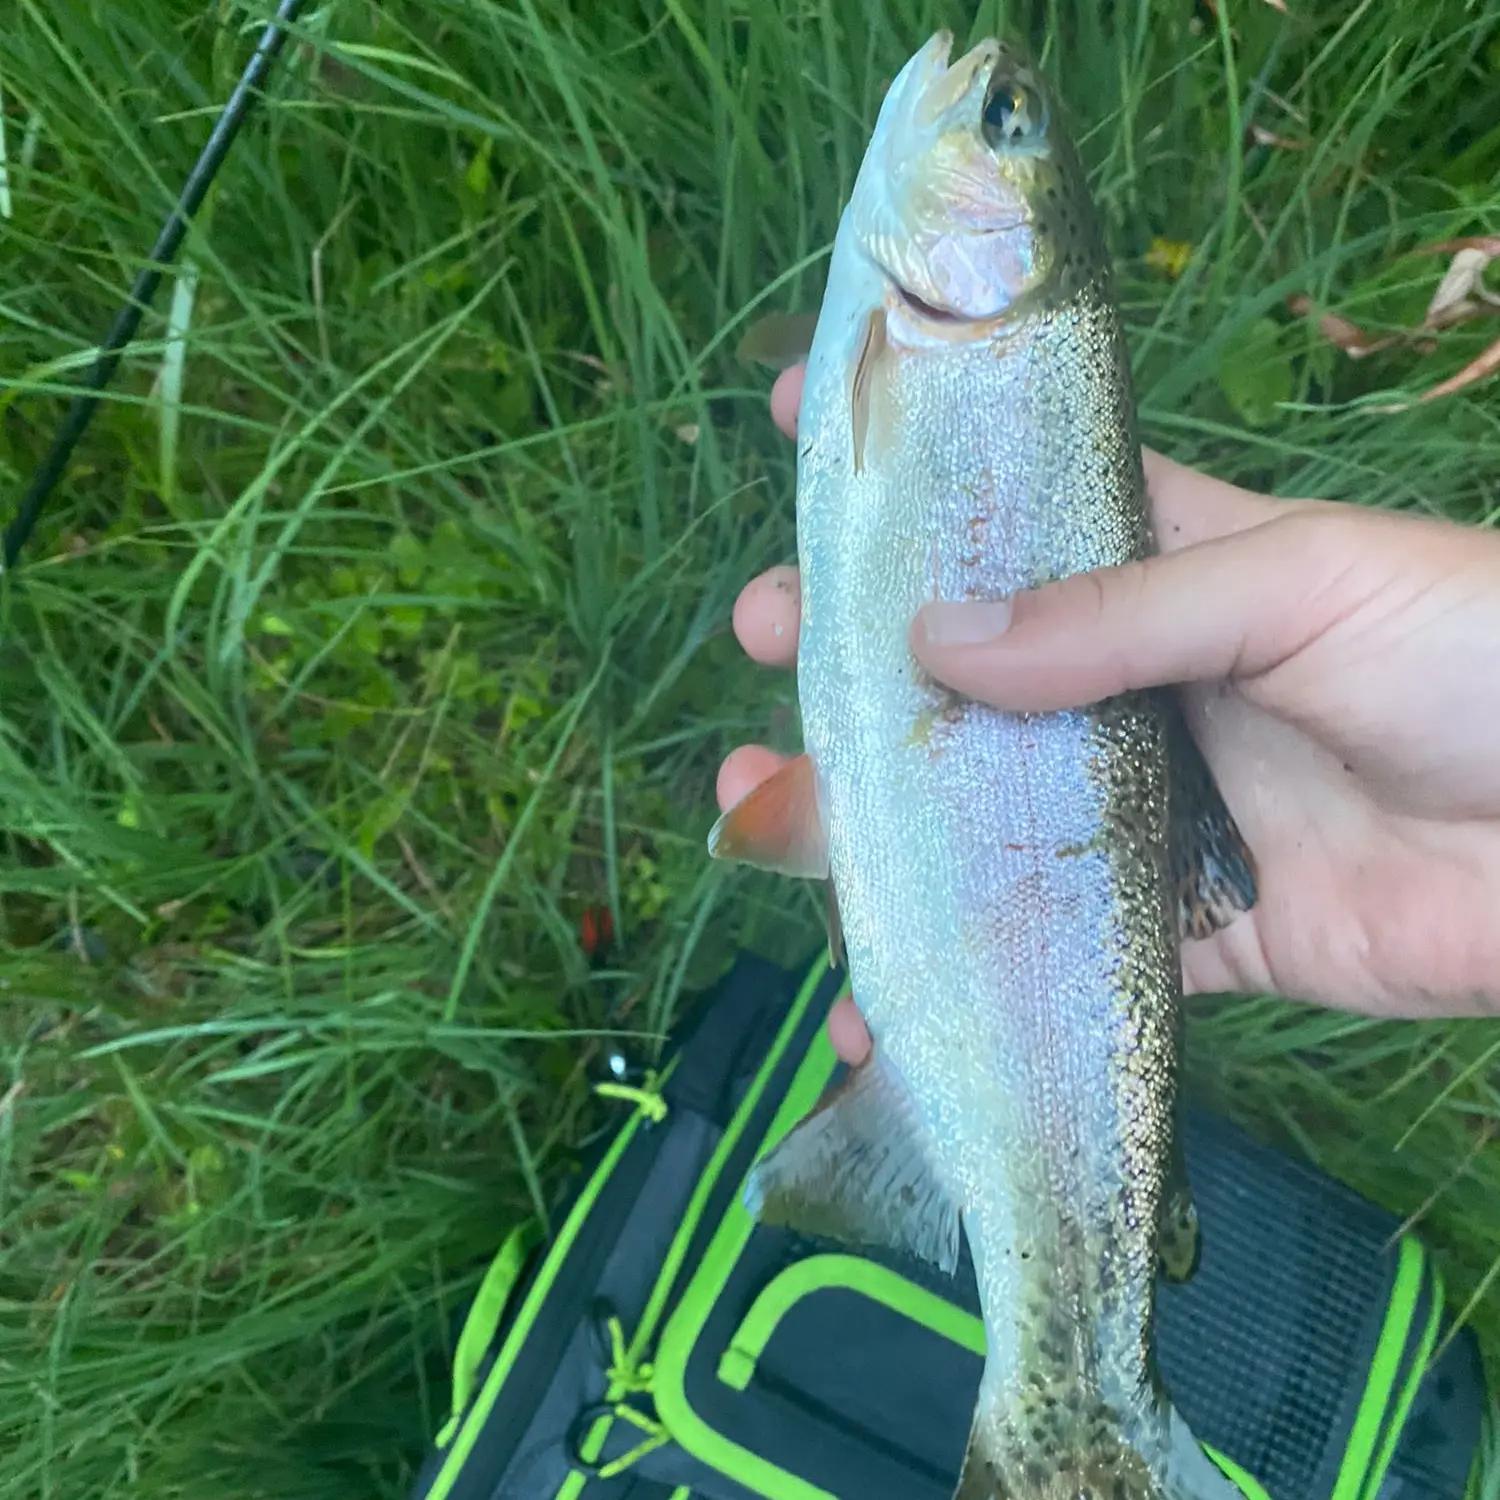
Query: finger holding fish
xmin=716 ymin=744 xmax=790 ymax=813
xmin=732 ymin=564 xmax=800 ymax=667
xmin=715 ymin=743 xmax=869 ymax=1066
xmin=770 ymin=364 xmax=804 ymax=437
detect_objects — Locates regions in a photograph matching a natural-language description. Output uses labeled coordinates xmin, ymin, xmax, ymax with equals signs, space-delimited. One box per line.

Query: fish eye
xmin=982 ymin=77 xmax=1044 ymax=149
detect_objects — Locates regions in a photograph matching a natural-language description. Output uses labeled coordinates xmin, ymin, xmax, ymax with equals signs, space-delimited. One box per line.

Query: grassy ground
xmin=1 ymin=0 xmax=1498 ymax=1495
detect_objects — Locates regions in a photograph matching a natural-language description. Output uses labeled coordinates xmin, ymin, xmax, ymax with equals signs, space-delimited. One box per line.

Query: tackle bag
xmin=408 ymin=951 xmax=1489 ymax=1500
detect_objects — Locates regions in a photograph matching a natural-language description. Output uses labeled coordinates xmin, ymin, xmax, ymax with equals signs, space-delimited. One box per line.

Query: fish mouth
xmin=917 ymin=31 xmax=1045 ymax=134
xmin=890 ymin=282 xmax=972 ymax=326
xmin=879 ymin=33 xmax=1039 ymax=328
xmin=917 ymin=32 xmax=1003 ymax=122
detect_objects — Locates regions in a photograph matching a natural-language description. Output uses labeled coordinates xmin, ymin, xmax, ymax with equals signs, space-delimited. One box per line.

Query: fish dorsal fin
xmin=744 ymin=1050 xmax=961 ymax=1275
xmin=706 ymin=752 xmax=829 ymax=879
xmin=1165 ymin=696 xmax=1258 ymax=940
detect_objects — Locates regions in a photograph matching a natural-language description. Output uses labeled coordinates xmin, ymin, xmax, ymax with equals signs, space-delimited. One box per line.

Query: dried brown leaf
xmin=1413 ymin=332 xmax=1500 ymax=403
xmin=1259 ymin=86 xmax=1309 ymax=126
xmin=1285 ymin=294 xmax=1397 ymax=358
xmin=1247 ymin=124 xmax=1304 ymax=150
xmin=1409 ymin=235 xmax=1500 ymax=260
xmin=1370 ymin=332 xmax=1500 ymax=413
xmin=1424 ymin=248 xmax=1500 ymax=329
xmin=1426 ymin=301 xmax=1500 ymax=334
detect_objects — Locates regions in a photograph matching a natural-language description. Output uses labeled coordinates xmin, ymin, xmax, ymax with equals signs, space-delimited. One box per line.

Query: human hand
xmin=721 ymin=363 xmax=1500 ymax=1064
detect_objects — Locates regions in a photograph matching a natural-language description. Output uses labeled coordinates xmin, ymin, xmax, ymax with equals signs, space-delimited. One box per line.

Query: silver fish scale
xmin=796 ymin=276 xmax=1180 ymax=1411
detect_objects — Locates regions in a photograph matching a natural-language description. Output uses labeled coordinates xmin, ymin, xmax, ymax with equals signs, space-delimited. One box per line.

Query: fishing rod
xmin=1 ymin=0 xmax=309 ymax=573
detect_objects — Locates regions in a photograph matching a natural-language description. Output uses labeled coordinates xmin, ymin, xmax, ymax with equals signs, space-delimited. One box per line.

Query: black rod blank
xmin=2 ymin=0 xmax=309 ymax=572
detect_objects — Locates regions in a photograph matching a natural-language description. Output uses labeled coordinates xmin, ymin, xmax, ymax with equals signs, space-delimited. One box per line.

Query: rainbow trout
xmin=710 ymin=29 xmax=1259 ymax=1500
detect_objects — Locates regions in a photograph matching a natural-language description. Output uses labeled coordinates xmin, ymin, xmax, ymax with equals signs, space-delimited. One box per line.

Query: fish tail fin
xmin=952 ymin=1389 xmax=1247 ymax=1500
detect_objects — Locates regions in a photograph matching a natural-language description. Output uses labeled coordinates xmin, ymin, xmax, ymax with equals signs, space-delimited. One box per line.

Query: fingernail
xmin=920 ymin=599 xmax=1012 ymax=647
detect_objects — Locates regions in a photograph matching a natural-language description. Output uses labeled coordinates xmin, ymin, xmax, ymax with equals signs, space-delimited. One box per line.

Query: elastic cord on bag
xmin=593 ymin=1071 xmax=668 ymax=1123
xmin=566 ymin=1313 xmax=670 ymax=1477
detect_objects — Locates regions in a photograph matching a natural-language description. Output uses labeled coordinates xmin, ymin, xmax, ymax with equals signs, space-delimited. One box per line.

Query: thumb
xmin=909 ymin=510 xmax=1342 ymax=712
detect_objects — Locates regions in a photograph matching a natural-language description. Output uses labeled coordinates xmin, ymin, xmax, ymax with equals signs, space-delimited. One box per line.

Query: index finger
xmin=1142 ymin=448 xmax=1298 ymax=553
xmin=771 ymin=364 xmax=805 ymax=439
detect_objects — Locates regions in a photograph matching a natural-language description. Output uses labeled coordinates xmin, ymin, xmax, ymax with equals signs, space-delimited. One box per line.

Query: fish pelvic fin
xmin=952 ymin=1396 xmax=1252 ymax=1500
xmin=707 ymin=752 xmax=829 ymax=879
xmin=743 ymin=1049 xmax=961 ymax=1274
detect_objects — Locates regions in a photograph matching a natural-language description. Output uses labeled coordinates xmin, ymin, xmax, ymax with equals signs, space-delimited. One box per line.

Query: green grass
xmin=1 ymin=0 xmax=1498 ymax=1495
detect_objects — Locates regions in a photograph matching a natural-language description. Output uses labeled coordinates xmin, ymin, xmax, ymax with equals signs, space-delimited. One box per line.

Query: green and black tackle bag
xmin=409 ymin=952 xmax=1490 ymax=1500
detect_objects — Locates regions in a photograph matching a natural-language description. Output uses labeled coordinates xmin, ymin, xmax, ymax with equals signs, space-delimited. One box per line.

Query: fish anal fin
xmin=707 ymin=752 xmax=828 ymax=879
xmin=744 ymin=1051 xmax=960 ymax=1275
xmin=825 ymin=881 xmax=845 ymax=969
xmin=1159 ymin=1191 xmax=1201 ymax=1284
xmin=1165 ymin=695 xmax=1259 ymax=941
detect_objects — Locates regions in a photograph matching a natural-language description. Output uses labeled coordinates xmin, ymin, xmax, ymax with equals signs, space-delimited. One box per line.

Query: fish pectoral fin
xmin=1165 ymin=694 xmax=1259 ymax=941
xmin=850 ymin=306 xmax=890 ymax=476
xmin=736 ymin=311 xmax=818 ymax=369
xmin=707 ymin=752 xmax=829 ymax=879
xmin=1158 ymin=1128 xmax=1201 ymax=1284
xmin=743 ymin=1050 xmax=961 ymax=1275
